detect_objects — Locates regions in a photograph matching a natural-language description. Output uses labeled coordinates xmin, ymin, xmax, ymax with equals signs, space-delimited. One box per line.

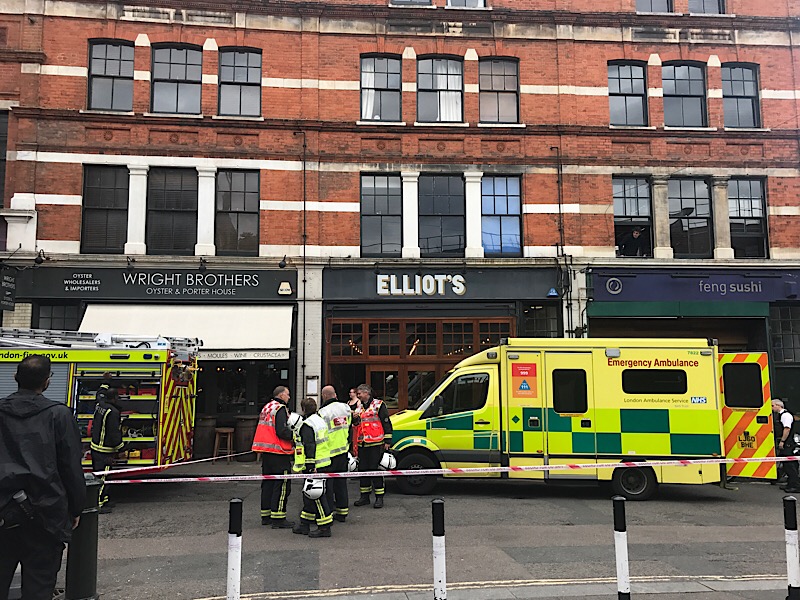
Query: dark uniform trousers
xmin=0 ymin=524 xmax=64 ymax=600
xmin=300 ymin=480 xmax=333 ymax=527
xmin=260 ymin=453 xmax=292 ymax=521
xmin=357 ymin=443 xmax=384 ymax=496
xmin=91 ymin=451 xmax=115 ymax=507
xmin=325 ymin=452 xmax=349 ymax=517
xmin=782 ymin=444 xmax=800 ymax=489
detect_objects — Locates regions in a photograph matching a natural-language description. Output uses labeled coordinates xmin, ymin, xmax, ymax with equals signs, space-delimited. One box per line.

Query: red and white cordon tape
xmin=103 ymin=454 xmax=795 ymax=485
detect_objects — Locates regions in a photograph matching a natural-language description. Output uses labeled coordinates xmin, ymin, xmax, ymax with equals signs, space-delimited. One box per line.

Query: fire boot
xmin=292 ymin=522 xmax=310 ymax=535
xmin=353 ymin=494 xmax=371 ymax=507
xmin=309 ymin=526 xmax=332 ymax=538
xmin=373 ymin=495 xmax=384 ymax=509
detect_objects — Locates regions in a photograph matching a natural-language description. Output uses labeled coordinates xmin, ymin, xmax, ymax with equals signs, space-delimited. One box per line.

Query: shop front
xmin=588 ymin=267 xmax=800 ymax=408
xmin=15 ymin=266 xmax=298 ymax=420
xmin=322 ymin=267 xmax=561 ymax=412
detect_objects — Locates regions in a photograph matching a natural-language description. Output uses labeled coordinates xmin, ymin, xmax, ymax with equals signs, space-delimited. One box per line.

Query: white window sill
xmin=388 ymin=3 xmax=436 ymax=7
xmin=609 ymin=125 xmax=657 ymax=130
xmin=212 ymin=115 xmax=265 ymax=121
xmin=689 ymin=12 xmax=734 ymax=17
xmin=414 ymin=121 xmax=470 ymax=127
xmin=724 ymin=127 xmax=771 ymax=132
xmin=80 ymin=109 xmax=135 ymax=116
xmin=143 ymin=112 xmax=204 ymax=119
xmin=478 ymin=122 xmax=526 ymax=128
xmin=663 ymin=126 xmax=717 ymax=131
xmin=444 ymin=5 xmax=491 ymax=10
xmin=356 ymin=120 xmax=407 ymax=126
xmin=636 ymin=11 xmax=683 ymax=16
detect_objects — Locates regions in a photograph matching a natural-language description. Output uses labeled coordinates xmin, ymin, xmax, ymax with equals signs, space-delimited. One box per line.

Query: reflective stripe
xmin=319 ymin=402 xmax=351 ymax=457
xmin=306 ymin=414 xmax=332 ymax=468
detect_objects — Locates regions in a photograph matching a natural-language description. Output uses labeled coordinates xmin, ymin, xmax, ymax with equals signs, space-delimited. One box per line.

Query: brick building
xmin=1 ymin=0 xmax=800 ymax=416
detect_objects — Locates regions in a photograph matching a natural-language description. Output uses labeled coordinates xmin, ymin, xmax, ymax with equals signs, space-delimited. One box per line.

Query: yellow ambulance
xmin=389 ymin=338 xmax=775 ymax=500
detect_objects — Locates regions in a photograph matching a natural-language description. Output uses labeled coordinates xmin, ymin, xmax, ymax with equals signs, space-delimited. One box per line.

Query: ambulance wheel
xmin=396 ymin=452 xmax=438 ymax=495
xmin=611 ymin=466 xmax=657 ymax=501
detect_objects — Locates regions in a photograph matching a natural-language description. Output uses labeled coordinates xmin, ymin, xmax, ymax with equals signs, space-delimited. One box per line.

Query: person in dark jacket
xmin=90 ymin=373 xmax=123 ymax=514
xmin=0 ymin=354 xmax=86 ymax=600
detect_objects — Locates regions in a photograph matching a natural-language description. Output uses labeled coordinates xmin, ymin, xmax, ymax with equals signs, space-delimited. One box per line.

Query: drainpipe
xmin=293 ymin=131 xmax=307 ymax=407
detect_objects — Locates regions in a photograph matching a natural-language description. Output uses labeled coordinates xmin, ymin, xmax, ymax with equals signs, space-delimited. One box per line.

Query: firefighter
xmin=353 ymin=383 xmax=393 ymax=509
xmin=319 ymin=385 xmax=352 ymax=522
xmin=293 ymin=397 xmax=333 ymax=538
xmin=90 ymin=373 xmax=124 ymax=514
xmin=252 ymin=386 xmax=297 ymax=529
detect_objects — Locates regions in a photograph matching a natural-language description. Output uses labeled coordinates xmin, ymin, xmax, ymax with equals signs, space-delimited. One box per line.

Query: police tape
xmin=89 ymin=451 xmax=255 ymax=478
xmin=103 ymin=454 xmax=794 ymax=485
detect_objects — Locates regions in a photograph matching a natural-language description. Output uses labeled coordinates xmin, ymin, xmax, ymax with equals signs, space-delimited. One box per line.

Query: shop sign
xmin=200 ymin=349 xmax=290 ymax=361
xmin=377 ymin=273 xmax=466 ymax=297
xmin=16 ymin=267 xmax=297 ymax=301
xmin=592 ymin=269 xmax=800 ymax=303
xmin=0 ymin=267 xmax=17 ymax=311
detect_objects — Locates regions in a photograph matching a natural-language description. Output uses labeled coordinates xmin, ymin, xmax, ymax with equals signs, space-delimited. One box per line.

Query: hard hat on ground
xmin=379 ymin=452 xmax=397 ymax=470
xmin=348 ymin=453 xmax=358 ymax=472
xmin=302 ymin=478 xmax=325 ymax=500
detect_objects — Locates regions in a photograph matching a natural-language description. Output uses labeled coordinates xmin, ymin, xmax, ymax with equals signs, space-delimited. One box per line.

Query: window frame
xmin=80 ymin=165 xmax=130 ymax=254
xmin=417 ymin=56 xmax=464 ymax=124
xmin=721 ymin=63 xmax=761 ymax=129
xmin=552 ymin=369 xmax=588 ymax=414
xmin=145 ymin=167 xmax=199 ymax=256
xmin=150 ymin=43 xmax=203 ymax=115
xmin=215 ymin=170 xmax=260 ymax=256
xmin=447 ymin=0 xmax=486 ymax=6
xmin=34 ymin=303 xmax=81 ymax=331
xmin=668 ymin=178 xmax=713 ymax=259
xmin=613 ymin=176 xmax=653 ymax=257
xmin=217 ymin=47 xmax=262 ymax=118
xmin=622 ymin=369 xmax=688 ymax=394
xmin=636 ymin=0 xmax=673 ymax=11
xmin=481 ymin=175 xmax=522 ymax=257
xmin=360 ymin=173 xmax=403 ymax=258
xmin=608 ymin=61 xmax=648 ymax=126
xmin=87 ymin=39 xmax=135 ymax=112
xmin=418 ymin=174 xmax=466 ymax=258
xmin=478 ymin=58 xmax=519 ymax=125
xmin=728 ymin=178 xmax=768 ymax=259
xmin=662 ymin=62 xmax=708 ymax=128
xmin=688 ymin=0 xmax=725 ymax=14
xmin=360 ymin=54 xmax=403 ymax=123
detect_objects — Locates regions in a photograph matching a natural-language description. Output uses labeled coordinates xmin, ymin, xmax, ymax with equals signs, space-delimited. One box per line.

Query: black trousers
xmin=0 ymin=525 xmax=64 ymax=600
xmin=358 ymin=444 xmax=384 ymax=496
xmin=260 ymin=453 xmax=292 ymax=521
xmin=300 ymin=482 xmax=333 ymax=527
xmin=91 ymin=451 xmax=115 ymax=507
xmin=781 ymin=446 xmax=800 ymax=489
xmin=325 ymin=453 xmax=349 ymax=517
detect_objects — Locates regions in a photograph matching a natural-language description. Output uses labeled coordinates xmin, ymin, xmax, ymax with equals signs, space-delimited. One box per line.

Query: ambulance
xmin=389 ymin=338 xmax=774 ymax=500
xmin=0 ymin=327 xmax=201 ymax=470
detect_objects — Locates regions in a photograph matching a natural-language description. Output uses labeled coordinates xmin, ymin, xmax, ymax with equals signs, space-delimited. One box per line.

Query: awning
xmin=80 ymin=304 xmax=293 ymax=360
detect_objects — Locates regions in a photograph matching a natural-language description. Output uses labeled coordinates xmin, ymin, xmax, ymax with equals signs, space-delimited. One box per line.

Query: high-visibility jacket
xmin=318 ymin=401 xmax=351 ymax=458
xmin=357 ymin=399 xmax=386 ymax=445
xmin=304 ymin=414 xmax=332 ymax=469
xmin=90 ymin=401 xmax=123 ymax=453
xmin=252 ymin=401 xmax=293 ymax=455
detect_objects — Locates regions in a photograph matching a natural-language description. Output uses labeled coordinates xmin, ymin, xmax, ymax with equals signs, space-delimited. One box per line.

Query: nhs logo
xmin=691 ymin=397 xmax=708 ymax=404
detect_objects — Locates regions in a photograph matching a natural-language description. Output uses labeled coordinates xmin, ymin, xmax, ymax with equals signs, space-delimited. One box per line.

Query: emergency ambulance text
xmin=608 ymin=358 xmax=700 ymax=368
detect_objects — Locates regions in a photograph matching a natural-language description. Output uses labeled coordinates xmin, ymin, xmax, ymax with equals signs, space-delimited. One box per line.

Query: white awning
xmin=80 ymin=304 xmax=293 ymax=361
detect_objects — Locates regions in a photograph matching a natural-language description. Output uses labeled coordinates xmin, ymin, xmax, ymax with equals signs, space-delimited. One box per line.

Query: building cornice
xmin=0 ymin=49 xmax=46 ymax=64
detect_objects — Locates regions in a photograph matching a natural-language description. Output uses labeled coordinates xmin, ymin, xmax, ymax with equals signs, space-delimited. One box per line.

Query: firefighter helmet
xmin=379 ymin=452 xmax=397 ymax=470
xmin=302 ymin=478 xmax=325 ymax=500
xmin=287 ymin=412 xmax=303 ymax=434
xmin=348 ymin=453 xmax=358 ymax=472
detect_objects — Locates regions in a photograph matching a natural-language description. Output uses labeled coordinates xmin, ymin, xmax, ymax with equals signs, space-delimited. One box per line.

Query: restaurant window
xmin=688 ymin=0 xmax=724 ymax=13
xmin=146 ymin=168 xmax=198 ymax=255
xmin=669 ymin=178 xmax=712 ymax=259
xmin=519 ymin=305 xmax=560 ymax=338
xmin=361 ymin=174 xmax=402 ymax=257
xmin=219 ymin=48 xmax=261 ymax=117
xmin=770 ymin=306 xmax=800 ymax=364
xmin=88 ymin=41 xmax=134 ymax=111
xmin=729 ymin=178 xmax=767 ymax=259
xmin=81 ymin=166 xmax=129 ymax=254
xmin=479 ymin=321 xmax=512 ymax=350
xmin=216 ymin=170 xmax=259 ymax=256
xmin=637 ymin=0 xmax=672 ymax=10
xmin=608 ymin=62 xmax=647 ymax=126
xmin=417 ymin=57 xmax=463 ymax=123
xmin=36 ymin=304 xmax=79 ymax=331
xmin=479 ymin=59 xmax=519 ymax=124
xmin=361 ymin=55 xmax=401 ymax=122
xmin=722 ymin=64 xmax=760 ymax=128
xmin=368 ymin=322 xmax=401 ymax=356
xmin=482 ymin=176 xmax=522 ymax=257
xmin=613 ymin=177 xmax=652 ymax=257
xmin=419 ymin=175 xmax=465 ymax=257
xmin=406 ymin=322 xmax=437 ymax=357
xmin=663 ymin=63 xmax=706 ymax=127
xmin=151 ymin=44 xmax=202 ymax=114
xmin=443 ymin=322 xmax=474 ymax=357
xmin=330 ymin=322 xmax=364 ymax=357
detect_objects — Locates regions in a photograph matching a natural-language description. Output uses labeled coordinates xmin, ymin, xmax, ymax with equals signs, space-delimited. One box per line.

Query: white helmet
xmin=379 ymin=452 xmax=397 ymax=470
xmin=287 ymin=412 xmax=303 ymax=434
xmin=302 ymin=478 xmax=325 ymax=500
xmin=347 ymin=453 xmax=358 ymax=472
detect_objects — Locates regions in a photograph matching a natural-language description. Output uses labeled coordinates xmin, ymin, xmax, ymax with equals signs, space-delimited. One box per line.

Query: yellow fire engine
xmin=390 ymin=338 xmax=775 ymax=500
xmin=0 ymin=328 xmax=201 ymax=469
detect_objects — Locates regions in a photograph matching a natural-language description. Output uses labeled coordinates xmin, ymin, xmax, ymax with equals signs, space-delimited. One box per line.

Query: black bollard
xmin=613 ymin=496 xmax=631 ymax=600
xmin=227 ymin=498 xmax=243 ymax=600
xmin=784 ymin=496 xmax=800 ymax=600
xmin=432 ymin=498 xmax=446 ymax=600
xmin=66 ymin=474 xmax=102 ymax=600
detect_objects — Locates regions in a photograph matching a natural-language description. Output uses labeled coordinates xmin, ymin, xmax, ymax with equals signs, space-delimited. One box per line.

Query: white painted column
xmin=401 ymin=171 xmax=421 ymax=259
xmin=712 ymin=176 xmax=734 ymax=259
xmin=4 ymin=194 xmax=37 ymax=252
xmin=196 ymin=166 xmax=218 ymax=256
xmin=124 ymin=165 xmax=149 ymax=255
xmin=295 ymin=265 xmax=323 ymax=414
xmin=464 ymin=171 xmax=484 ymax=258
xmin=651 ymin=176 xmax=673 ymax=260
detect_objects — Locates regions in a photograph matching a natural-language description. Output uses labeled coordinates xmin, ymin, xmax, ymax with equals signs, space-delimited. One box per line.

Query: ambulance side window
xmin=552 ymin=369 xmax=587 ymax=414
xmin=722 ymin=363 xmax=762 ymax=409
xmin=438 ymin=373 xmax=490 ymax=416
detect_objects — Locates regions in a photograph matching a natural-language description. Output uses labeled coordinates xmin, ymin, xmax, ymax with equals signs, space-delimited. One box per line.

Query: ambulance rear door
xmin=503 ymin=350 xmax=545 ymax=479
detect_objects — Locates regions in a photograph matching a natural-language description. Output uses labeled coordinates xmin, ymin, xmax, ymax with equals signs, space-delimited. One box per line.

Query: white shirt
xmin=781 ymin=411 xmax=794 ymax=430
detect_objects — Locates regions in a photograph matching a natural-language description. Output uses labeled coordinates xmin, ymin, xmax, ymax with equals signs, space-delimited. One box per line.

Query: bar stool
xmin=212 ymin=427 xmax=235 ymax=463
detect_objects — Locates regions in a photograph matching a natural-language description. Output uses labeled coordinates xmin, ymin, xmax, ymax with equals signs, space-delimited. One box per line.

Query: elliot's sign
xmin=376 ymin=273 xmax=466 ymax=297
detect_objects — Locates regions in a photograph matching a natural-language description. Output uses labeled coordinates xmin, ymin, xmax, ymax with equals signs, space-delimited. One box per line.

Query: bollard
xmin=784 ymin=496 xmax=800 ymax=600
xmin=612 ymin=496 xmax=631 ymax=600
xmin=65 ymin=474 xmax=102 ymax=600
xmin=432 ymin=498 xmax=446 ymax=600
xmin=227 ymin=498 xmax=243 ymax=600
